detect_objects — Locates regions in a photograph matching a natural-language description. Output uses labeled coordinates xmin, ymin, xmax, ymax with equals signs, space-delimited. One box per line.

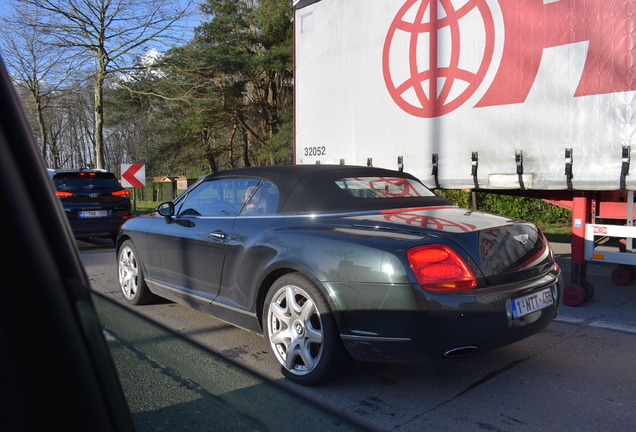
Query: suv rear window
xmin=335 ymin=176 xmax=434 ymax=198
xmin=52 ymin=172 xmax=124 ymax=192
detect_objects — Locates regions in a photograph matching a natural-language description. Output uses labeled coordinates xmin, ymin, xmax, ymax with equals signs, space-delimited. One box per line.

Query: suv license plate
xmin=510 ymin=287 xmax=554 ymax=319
xmin=79 ymin=210 xmax=108 ymax=218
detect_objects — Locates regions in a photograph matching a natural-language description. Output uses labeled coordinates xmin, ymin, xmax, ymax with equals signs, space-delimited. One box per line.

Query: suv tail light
xmin=55 ymin=191 xmax=74 ymax=197
xmin=407 ymin=244 xmax=477 ymax=290
xmin=112 ymin=190 xmax=130 ymax=196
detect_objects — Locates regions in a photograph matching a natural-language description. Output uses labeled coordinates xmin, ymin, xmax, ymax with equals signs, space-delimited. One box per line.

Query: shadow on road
xmin=76 ymin=237 xmax=117 ymax=249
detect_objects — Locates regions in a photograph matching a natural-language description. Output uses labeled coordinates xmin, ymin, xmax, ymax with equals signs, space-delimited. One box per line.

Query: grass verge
xmin=132 ymin=200 xmax=162 ymax=216
xmin=537 ymin=223 xmax=572 ymax=244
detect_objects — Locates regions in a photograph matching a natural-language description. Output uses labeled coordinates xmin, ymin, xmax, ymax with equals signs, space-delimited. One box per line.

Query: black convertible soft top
xmin=206 ymin=165 xmax=451 ymax=214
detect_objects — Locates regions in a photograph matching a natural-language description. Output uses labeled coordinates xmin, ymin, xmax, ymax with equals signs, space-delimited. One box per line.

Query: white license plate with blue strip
xmin=510 ymin=288 xmax=554 ymax=319
xmin=79 ymin=210 xmax=108 ymax=218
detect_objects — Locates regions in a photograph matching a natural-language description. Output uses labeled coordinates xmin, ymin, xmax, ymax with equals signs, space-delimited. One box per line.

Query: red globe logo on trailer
xmin=382 ymin=0 xmax=495 ymax=118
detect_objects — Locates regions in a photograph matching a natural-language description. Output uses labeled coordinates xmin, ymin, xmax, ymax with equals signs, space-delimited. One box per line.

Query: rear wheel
xmin=611 ymin=265 xmax=634 ymax=286
xmin=263 ymin=273 xmax=352 ymax=386
xmin=118 ymin=240 xmax=156 ymax=305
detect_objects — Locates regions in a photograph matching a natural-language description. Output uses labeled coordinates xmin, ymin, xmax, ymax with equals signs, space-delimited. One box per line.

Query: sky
xmin=0 ymin=1 xmax=203 ymax=61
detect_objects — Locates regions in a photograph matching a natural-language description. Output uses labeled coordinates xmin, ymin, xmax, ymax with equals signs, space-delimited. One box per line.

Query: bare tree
xmin=16 ymin=0 xmax=194 ymax=169
xmin=0 ymin=4 xmax=76 ymax=166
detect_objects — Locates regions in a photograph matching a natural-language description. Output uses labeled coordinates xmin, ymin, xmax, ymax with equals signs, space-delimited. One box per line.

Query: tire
xmin=118 ymin=240 xmax=156 ymax=305
xmin=563 ymin=284 xmax=585 ymax=307
xmin=263 ymin=273 xmax=352 ymax=386
xmin=611 ymin=265 xmax=634 ymax=286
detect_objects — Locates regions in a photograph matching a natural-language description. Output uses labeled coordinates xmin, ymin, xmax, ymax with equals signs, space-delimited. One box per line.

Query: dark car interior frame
xmin=0 ymin=57 xmax=135 ymax=432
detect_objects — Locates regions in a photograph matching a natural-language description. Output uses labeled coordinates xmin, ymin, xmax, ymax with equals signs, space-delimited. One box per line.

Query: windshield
xmin=53 ymin=173 xmax=123 ymax=192
xmin=335 ymin=176 xmax=435 ymax=198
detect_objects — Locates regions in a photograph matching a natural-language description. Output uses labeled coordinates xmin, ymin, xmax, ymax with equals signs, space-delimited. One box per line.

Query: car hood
xmin=342 ymin=206 xmax=554 ymax=283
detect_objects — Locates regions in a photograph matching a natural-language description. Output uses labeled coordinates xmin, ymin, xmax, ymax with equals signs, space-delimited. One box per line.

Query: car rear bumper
xmin=331 ymin=270 xmax=562 ymax=363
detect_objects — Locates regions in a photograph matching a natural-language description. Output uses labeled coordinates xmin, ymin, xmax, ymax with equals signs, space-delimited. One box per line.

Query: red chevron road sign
xmin=121 ymin=164 xmax=145 ymax=188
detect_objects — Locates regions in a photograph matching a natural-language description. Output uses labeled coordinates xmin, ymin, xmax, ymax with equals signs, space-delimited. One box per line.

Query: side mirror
xmin=157 ymin=202 xmax=174 ymax=222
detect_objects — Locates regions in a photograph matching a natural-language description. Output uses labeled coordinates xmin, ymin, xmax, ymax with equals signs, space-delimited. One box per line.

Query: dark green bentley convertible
xmin=117 ymin=165 xmax=562 ymax=385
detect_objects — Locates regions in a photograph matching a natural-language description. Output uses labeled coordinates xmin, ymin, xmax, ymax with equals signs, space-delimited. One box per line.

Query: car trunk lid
xmin=343 ymin=206 xmax=554 ymax=284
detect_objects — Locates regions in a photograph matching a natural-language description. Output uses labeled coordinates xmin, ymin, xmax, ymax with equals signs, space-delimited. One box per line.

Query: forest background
xmin=0 ymin=0 xmax=572 ymax=234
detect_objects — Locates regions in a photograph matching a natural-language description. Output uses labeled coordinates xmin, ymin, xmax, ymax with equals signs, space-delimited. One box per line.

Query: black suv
xmin=48 ymin=168 xmax=132 ymax=241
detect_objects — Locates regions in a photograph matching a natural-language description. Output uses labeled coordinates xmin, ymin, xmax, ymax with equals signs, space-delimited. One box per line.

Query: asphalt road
xmin=80 ymin=238 xmax=636 ymax=432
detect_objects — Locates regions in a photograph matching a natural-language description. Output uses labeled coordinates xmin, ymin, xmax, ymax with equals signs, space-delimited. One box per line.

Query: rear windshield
xmin=53 ymin=173 xmax=123 ymax=192
xmin=335 ymin=177 xmax=435 ymax=198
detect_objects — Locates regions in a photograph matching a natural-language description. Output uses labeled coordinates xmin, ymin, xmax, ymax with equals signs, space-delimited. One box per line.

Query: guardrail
xmin=584 ymin=223 xmax=636 ymax=266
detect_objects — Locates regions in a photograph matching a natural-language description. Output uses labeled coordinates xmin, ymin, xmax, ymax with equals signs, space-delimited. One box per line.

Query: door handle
xmin=210 ymin=230 xmax=228 ymax=240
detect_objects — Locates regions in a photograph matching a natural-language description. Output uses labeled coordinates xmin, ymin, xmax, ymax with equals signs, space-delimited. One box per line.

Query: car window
xmin=335 ymin=176 xmax=435 ymax=198
xmin=240 ymin=181 xmax=279 ymax=215
xmin=177 ymin=178 xmax=260 ymax=216
xmin=53 ymin=172 xmax=123 ymax=192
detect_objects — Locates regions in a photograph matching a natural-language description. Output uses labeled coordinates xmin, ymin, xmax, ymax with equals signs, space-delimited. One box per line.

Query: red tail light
xmin=112 ymin=190 xmax=130 ymax=196
xmin=55 ymin=191 xmax=74 ymax=197
xmin=407 ymin=244 xmax=477 ymax=290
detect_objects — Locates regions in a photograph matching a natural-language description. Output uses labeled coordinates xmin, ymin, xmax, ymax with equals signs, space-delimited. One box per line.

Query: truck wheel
xmin=118 ymin=240 xmax=156 ymax=305
xmin=263 ymin=273 xmax=352 ymax=386
xmin=611 ymin=265 xmax=634 ymax=286
xmin=563 ymin=284 xmax=585 ymax=307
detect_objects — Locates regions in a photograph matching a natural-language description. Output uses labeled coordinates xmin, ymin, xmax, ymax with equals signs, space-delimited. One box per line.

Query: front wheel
xmin=263 ymin=273 xmax=352 ymax=386
xmin=118 ymin=240 xmax=156 ymax=305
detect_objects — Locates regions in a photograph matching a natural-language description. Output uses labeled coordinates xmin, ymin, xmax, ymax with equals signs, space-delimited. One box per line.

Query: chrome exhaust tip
xmin=443 ymin=346 xmax=479 ymax=358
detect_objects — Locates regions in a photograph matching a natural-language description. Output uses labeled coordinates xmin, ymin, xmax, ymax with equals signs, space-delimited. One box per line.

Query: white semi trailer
xmin=293 ymin=0 xmax=636 ymax=305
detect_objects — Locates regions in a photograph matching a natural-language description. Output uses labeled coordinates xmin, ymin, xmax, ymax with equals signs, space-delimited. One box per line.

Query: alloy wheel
xmin=267 ymin=284 xmax=323 ymax=375
xmin=119 ymin=245 xmax=139 ymax=301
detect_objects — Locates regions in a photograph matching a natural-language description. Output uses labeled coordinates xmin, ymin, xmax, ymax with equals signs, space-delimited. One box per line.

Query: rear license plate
xmin=79 ymin=210 xmax=108 ymax=218
xmin=510 ymin=287 xmax=554 ymax=319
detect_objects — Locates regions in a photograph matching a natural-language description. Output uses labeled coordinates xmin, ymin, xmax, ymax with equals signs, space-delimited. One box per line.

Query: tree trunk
xmin=34 ymin=96 xmax=48 ymax=162
xmin=94 ymin=71 xmax=105 ymax=169
xmin=236 ymin=113 xmax=251 ymax=167
xmin=206 ymin=151 xmax=218 ymax=173
xmin=242 ymin=126 xmax=250 ymax=167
